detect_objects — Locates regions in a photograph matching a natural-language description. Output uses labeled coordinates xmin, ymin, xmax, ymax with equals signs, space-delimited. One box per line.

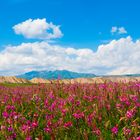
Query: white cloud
xmin=111 ymin=26 xmax=117 ymax=34
xmin=13 ymin=18 xmax=63 ymax=40
xmin=118 ymin=27 xmax=127 ymax=34
xmin=111 ymin=26 xmax=127 ymax=35
xmin=0 ymin=36 xmax=140 ymax=75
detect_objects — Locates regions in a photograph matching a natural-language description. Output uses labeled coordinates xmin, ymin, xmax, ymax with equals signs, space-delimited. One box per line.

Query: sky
xmin=0 ymin=0 xmax=140 ymax=75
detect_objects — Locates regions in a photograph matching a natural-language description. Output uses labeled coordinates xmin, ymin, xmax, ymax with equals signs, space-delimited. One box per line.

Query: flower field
xmin=0 ymin=81 xmax=140 ymax=140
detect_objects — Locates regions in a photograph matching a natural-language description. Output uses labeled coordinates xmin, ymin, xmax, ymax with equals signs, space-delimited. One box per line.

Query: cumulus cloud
xmin=0 ymin=36 xmax=140 ymax=75
xmin=118 ymin=27 xmax=127 ymax=34
xmin=111 ymin=26 xmax=117 ymax=34
xmin=111 ymin=26 xmax=127 ymax=35
xmin=13 ymin=18 xmax=63 ymax=40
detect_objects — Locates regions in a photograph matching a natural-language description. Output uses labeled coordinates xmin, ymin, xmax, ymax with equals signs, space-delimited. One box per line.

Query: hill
xmin=0 ymin=76 xmax=31 ymax=84
xmin=17 ymin=70 xmax=96 ymax=80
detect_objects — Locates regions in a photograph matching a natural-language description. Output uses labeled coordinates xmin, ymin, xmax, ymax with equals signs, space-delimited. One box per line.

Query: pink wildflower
xmin=119 ymin=95 xmax=129 ymax=103
xmin=116 ymin=103 xmax=123 ymax=109
xmin=2 ymin=111 xmax=9 ymax=119
xmin=22 ymin=124 xmax=31 ymax=132
xmin=73 ymin=111 xmax=84 ymax=119
xmin=26 ymin=136 xmax=32 ymax=140
xmin=123 ymin=127 xmax=131 ymax=136
xmin=106 ymin=104 xmax=111 ymax=111
xmin=111 ymin=126 xmax=118 ymax=135
xmin=44 ymin=127 xmax=52 ymax=133
xmin=7 ymin=126 xmax=13 ymax=132
xmin=125 ymin=101 xmax=131 ymax=106
xmin=47 ymin=121 xmax=52 ymax=127
xmin=75 ymin=100 xmax=80 ymax=106
xmin=130 ymin=95 xmax=138 ymax=102
xmin=92 ymin=128 xmax=101 ymax=136
xmin=126 ymin=110 xmax=134 ymax=119
xmin=61 ymin=108 xmax=67 ymax=116
xmin=87 ymin=113 xmax=95 ymax=126
xmin=136 ymin=136 xmax=140 ymax=140
xmin=32 ymin=121 xmax=38 ymax=128
xmin=6 ymin=105 xmax=15 ymax=111
xmin=64 ymin=121 xmax=73 ymax=128
xmin=44 ymin=99 xmax=48 ymax=107
xmin=136 ymin=102 xmax=140 ymax=107
xmin=48 ymin=91 xmax=54 ymax=99
xmin=11 ymin=133 xmax=16 ymax=139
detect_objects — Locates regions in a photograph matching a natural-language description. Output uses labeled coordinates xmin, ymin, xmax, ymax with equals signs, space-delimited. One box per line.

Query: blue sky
xmin=0 ymin=0 xmax=140 ymax=75
xmin=1 ymin=0 xmax=140 ymax=49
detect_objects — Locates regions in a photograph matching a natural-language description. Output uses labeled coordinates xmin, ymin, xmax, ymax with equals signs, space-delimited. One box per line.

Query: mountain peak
xmin=17 ymin=70 xmax=96 ymax=80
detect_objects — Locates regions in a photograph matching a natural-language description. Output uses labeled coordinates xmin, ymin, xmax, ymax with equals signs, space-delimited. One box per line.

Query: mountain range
xmin=17 ymin=70 xmax=96 ymax=80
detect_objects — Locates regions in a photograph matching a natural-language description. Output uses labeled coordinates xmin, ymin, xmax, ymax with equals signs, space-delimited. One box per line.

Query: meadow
xmin=0 ymin=81 xmax=140 ymax=140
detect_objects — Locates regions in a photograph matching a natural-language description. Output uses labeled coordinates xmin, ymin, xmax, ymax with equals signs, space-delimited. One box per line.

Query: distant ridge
xmin=17 ymin=70 xmax=96 ymax=80
xmin=124 ymin=74 xmax=140 ymax=77
xmin=99 ymin=74 xmax=140 ymax=77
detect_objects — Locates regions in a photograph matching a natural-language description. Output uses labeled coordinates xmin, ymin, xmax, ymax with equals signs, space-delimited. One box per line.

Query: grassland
xmin=0 ymin=82 xmax=140 ymax=140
